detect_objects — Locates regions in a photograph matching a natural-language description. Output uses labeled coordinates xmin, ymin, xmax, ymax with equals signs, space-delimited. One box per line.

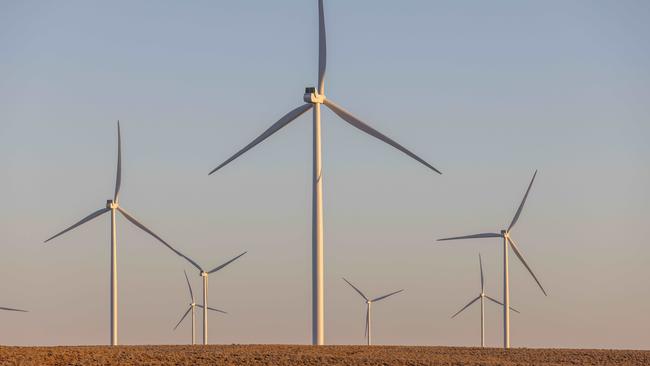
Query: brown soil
xmin=1 ymin=345 xmax=648 ymax=366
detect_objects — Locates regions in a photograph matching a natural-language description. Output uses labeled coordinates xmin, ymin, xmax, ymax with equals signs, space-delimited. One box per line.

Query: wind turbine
xmin=208 ymin=0 xmax=441 ymax=345
xmin=173 ymin=270 xmax=227 ymax=345
xmin=342 ymin=278 xmax=403 ymax=346
xmin=159 ymin=248 xmax=246 ymax=345
xmin=438 ymin=170 xmax=546 ymax=349
xmin=451 ymin=253 xmax=519 ymax=347
xmin=44 ymin=121 xmax=179 ymax=346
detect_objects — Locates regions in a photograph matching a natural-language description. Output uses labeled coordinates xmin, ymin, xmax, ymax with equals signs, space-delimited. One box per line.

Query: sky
xmin=1 ymin=0 xmax=649 ymax=349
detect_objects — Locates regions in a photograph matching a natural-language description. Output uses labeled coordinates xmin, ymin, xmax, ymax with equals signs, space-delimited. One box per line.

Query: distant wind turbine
xmin=44 ymin=121 xmax=179 ymax=346
xmin=343 ymin=278 xmax=403 ymax=346
xmin=173 ymin=270 xmax=227 ymax=345
xmin=438 ymin=170 xmax=546 ymax=349
xmin=158 ymin=248 xmax=246 ymax=345
xmin=451 ymin=253 xmax=519 ymax=347
xmin=209 ymin=0 xmax=441 ymax=345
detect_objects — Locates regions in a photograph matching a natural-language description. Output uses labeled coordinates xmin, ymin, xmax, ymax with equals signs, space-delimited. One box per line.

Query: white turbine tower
xmin=209 ymin=0 xmax=441 ymax=345
xmin=342 ymin=278 xmax=403 ymax=346
xmin=450 ymin=253 xmax=519 ymax=347
xmin=44 ymin=121 xmax=179 ymax=346
xmin=174 ymin=270 xmax=227 ymax=345
xmin=438 ymin=170 xmax=546 ymax=349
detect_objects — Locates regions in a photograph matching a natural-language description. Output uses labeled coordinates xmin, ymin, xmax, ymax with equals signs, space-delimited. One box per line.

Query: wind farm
xmin=1 ymin=0 xmax=649 ymax=365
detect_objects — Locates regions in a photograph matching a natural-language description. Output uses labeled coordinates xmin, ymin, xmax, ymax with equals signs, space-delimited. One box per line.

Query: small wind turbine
xmin=160 ymin=249 xmax=246 ymax=345
xmin=44 ymin=121 xmax=178 ymax=346
xmin=438 ymin=170 xmax=546 ymax=349
xmin=451 ymin=253 xmax=519 ymax=347
xmin=173 ymin=270 xmax=226 ymax=345
xmin=209 ymin=0 xmax=441 ymax=345
xmin=342 ymin=278 xmax=403 ymax=346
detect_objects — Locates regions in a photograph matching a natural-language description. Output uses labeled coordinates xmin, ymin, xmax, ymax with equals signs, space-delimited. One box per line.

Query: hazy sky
xmin=1 ymin=0 xmax=649 ymax=349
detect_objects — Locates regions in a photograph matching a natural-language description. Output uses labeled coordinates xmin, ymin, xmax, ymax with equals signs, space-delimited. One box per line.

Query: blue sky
xmin=1 ymin=1 xmax=649 ymax=348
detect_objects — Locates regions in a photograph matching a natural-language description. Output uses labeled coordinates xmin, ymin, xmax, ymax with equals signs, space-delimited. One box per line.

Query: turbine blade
xmin=208 ymin=306 xmax=227 ymax=314
xmin=437 ymin=233 xmax=502 ymax=241
xmin=364 ymin=306 xmax=369 ymax=338
xmin=196 ymin=304 xmax=228 ymax=314
xmin=44 ymin=207 xmax=110 ymax=243
xmin=173 ymin=307 xmax=191 ymax=330
xmin=323 ymin=98 xmax=441 ymax=174
xmin=342 ymin=278 xmax=368 ymax=301
xmin=479 ymin=253 xmax=484 ymax=293
xmin=0 ymin=307 xmax=27 ymax=312
xmin=114 ymin=121 xmax=122 ymax=202
xmin=508 ymin=170 xmax=537 ymax=232
xmin=485 ymin=295 xmax=520 ymax=314
xmin=207 ymin=251 xmax=247 ymax=274
xmin=508 ymin=237 xmax=547 ymax=296
xmin=318 ymin=0 xmax=326 ymax=94
xmin=184 ymin=270 xmax=194 ymax=303
xmin=371 ymin=289 xmax=404 ymax=302
xmin=208 ymin=104 xmax=313 ymax=175
xmin=117 ymin=207 xmax=203 ymax=272
xmin=450 ymin=295 xmax=480 ymax=319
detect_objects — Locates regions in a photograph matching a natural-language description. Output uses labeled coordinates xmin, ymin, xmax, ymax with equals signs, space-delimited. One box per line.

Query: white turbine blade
xmin=485 ymin=295 xmax=520 ymax=314
xmin=342 ymin=278 xmax=368 ymax=301
xmin=450 ymin=295 xmax=480 ymax=319
xmin=437 ymin=233 xmax=502 ymax=242
xmin=317 ymin=0 xmax=326 ymax=94
xmin=44 ymin=207 xmax=110 ymax=243
xmin=364 ymin=306 xmax=369 ymax=338
xmin=117 ymin=207 xmax=203 ymax=272
xmin=207 ymin=251 xmax=247 ymax=274
xmin=197 ymin=305 xmax=228 ymax=314
xmin=208 ymin=104 xmax=313 ymax=175
xmin=114 ymin=121 xmax=122 ymax=202
xmin=0 ymin=307 xmax=27 ymax=312
xmin=371 ymin=289 xmax=404 ymax=303
xmin=507 ymin=170 xmax=537 ymax=232
xmin=173 ymin=307 xmax=192 ymax=330
xmin=508 ymin=237 xmax=547 ymax=296
xmin=322 ymin=98 xmax=442 ymax=174
xmin=184 ymin=270 xmax=194 ymax=303
xmin=479 ymin=253 xmax=484 ymax=293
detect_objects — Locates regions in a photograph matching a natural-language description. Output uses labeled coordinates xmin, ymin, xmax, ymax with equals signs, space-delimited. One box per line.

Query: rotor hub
xmin=304 ymin=87 xmax=325 ymax=104
xmin=106 ymin=200 xmax=119 ymax=209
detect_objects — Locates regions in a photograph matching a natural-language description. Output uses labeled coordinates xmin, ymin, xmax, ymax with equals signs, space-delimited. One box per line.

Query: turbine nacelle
xmin=200 ymin=271 xmax=208 ymax=277
xmin=106 ymin=200 xmax=119 ymax=209
xmin=304 ymin=87 xmax=325 ymax=104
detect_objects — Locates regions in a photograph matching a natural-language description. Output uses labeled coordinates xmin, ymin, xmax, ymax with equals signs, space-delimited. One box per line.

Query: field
xmin=1 ymin=345 xmax=649 ymax=366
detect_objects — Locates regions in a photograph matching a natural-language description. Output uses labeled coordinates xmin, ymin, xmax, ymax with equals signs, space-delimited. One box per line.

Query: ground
xmin=1 ymin=345 xmax=649 ymax=366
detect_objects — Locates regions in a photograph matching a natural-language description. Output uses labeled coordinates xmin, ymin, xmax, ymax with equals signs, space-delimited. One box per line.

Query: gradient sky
xmin=1 ymin=0 xmax=649 ymax=349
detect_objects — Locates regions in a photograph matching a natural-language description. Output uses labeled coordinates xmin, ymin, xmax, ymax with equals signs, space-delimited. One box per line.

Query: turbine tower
xmin=174 ymin=270 xmax=227 ymax=345
xmin=343 ymin=278 xmax=403 ymax=346
xmin=438 ymin=171 xmax=546 ymax=349
xmin=209 ymin=0 xmax=441 ymax=345
xmin=44 ymin=121 xmax=178 ymax=346
xmin=450 ymin=253 xmax=519 ymax=347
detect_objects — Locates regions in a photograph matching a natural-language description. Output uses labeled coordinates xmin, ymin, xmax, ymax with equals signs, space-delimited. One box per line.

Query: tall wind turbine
xmin=342 ymin=278 xmax=403 ymax=346
xmin=174 ymin=270 xmax=227 ymax=345
xmin=44 ymin=121 xmax=178 ymax=346
xmin=209 ymin=0 xmax=441 ymax=345
xmin=450 ymin=253 xmax=519 ymax=347
xmin=438 ymin=170 xmax=546 ymax=349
